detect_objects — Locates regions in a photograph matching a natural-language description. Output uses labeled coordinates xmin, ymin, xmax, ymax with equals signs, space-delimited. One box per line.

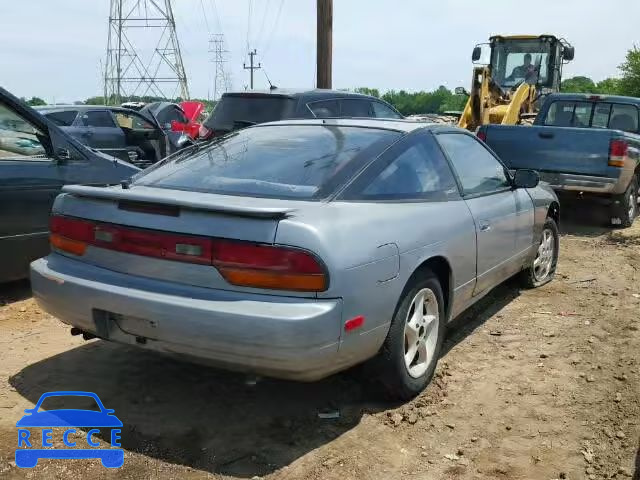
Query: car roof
xmin=547 ymin=93 xmax=640 ymax=105
xmin=253 ymin=117 xmax=466 ymax=134
xmin=222 ymin=88 xmax=384 ymax=102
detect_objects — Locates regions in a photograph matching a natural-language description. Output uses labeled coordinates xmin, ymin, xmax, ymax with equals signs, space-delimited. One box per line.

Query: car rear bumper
xmin=30 ymin=254 xmax=344 ymax=381
xmin=539 ymin=172 xmax=618 ymax=193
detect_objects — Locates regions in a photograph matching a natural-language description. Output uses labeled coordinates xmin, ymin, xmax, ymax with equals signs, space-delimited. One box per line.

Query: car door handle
xmin=538 ymin=132 xmax=554 ymax=139
xmin=82 ymin=131 xmax=93 ymax=137
xmin=479 ymin=221 xmax=491 ymax=232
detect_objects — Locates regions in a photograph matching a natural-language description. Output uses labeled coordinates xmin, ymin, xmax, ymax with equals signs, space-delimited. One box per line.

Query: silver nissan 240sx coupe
xmin=31 ymin=118 xmax=559 ymax=399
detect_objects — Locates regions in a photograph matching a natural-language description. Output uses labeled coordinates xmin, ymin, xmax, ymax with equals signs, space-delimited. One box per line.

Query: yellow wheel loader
xmin=456 ymin=35 xmax=574 ymax=131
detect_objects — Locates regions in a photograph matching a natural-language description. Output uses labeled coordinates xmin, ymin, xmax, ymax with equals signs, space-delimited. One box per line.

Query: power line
xmin=254 ymin=0 xmax=271 ymax=49
xmin=199 ymin=0 xmax=211 ymax=32
xmin=262 ymin=0 xmax=285 ymax=58
xmin=246 ymin=0 xmax=253 ymax=54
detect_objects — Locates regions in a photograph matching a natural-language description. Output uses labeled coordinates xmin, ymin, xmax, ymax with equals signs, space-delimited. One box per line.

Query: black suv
xmin=199 ymin=88 xmax=403 ymax=140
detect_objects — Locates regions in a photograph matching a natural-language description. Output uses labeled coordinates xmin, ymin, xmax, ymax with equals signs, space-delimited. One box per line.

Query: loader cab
xmin=475 ymin=35 xmax=574 ymax=92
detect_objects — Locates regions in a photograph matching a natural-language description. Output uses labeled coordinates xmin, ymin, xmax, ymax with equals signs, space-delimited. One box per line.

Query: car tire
xmin=520 ymin=217 xmax=559 ymax=288
xmin=375 ymin=271 xmax=446 ymax=401
xmin=611 ymin=176 xmax=638 ymax=228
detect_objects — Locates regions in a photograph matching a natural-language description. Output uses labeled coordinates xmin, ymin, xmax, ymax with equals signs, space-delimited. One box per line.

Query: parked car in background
xmin=198 ymin=89 xmax=403 ymax=140
xmin=38 ymin=105 xmax=169 ymax=168
xmin=478 ymin=93 xmax=640 ymax=227
xmin=0 ymin=87 xmax=138 ymax=283
xmin=31 ymin=118 xmax=559 ymax=399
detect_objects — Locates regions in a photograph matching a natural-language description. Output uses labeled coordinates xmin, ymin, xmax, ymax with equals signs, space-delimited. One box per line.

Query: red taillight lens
xmin=477 ymin=130 xmax=487 ymax=142
xmin=609 ymin=139 xmax=628 ymax=167
xmin=49 ymin=216 xmax=94 ymax=256
xmin=211 ymin=240 xmax=327 ymax=291
xmin=49 ymin=215 xmax=328 ymax=292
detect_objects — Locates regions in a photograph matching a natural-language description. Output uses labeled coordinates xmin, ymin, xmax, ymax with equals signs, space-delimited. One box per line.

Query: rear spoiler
xmin=62 ymin=185 xmax=294 ymax=219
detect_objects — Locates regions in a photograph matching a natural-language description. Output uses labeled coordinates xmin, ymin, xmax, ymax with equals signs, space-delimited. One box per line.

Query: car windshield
xmin=491 ymin=39 xmax=551 ymax=88
xmin=204 ymin=95 xmax=297 ymax=133
xmin=134 ymin=124 xmax=402 ymax=199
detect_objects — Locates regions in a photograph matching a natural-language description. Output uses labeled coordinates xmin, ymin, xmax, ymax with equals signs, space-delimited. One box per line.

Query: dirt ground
xmin=0 ymin=209 xmax=638 ymax=480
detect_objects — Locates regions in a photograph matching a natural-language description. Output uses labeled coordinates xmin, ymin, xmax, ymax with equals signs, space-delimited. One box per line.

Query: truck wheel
xmin=520 ymin=217 xmax=559 ymax=288
xmin=375 ymin=271 xmax=446 ymax=400
xmin=611 ymin=177 xmax=638 ymax=228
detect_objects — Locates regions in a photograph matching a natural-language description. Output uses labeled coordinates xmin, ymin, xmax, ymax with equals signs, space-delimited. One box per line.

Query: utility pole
xmin=243 ymin=49 xmax=261 ymax=90
xmin=316 ymin=0 xmax=333 ymax=89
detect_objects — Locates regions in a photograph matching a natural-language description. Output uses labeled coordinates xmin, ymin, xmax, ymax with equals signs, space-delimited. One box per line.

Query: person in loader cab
xmin=508 ymin=53 xmax=537 ymax=82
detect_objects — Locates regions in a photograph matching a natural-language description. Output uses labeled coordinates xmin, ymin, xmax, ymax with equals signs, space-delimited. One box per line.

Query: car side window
xmin=340 ymin=99 xmax=372 ymax=117
xmin=81 ymin=110 xmax=117 ymax=128
xmin=342 ymin=133 xmax=459 ymax=201
xmin=0 ymin=103 xmax=47 ymax=159
xmin=609 ymin=104 xmax=639 ymax=133
xmin=308 ymin=100 xmax=340 ymax=118
xmin=437 ymin=133 xmax=510 ymax=196
xmin=371 ymin=101 xmax=402 ymax=119
xmin=45 ymin=110 xmax=78 ymax=127
xmin=544 ymin=101 xmax=593 ymax=127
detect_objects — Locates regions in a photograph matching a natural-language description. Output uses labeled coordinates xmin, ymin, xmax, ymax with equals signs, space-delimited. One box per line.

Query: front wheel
xmin=520 ymin=217 xmax=559 ymax=288
xmin=375 ymin=271 xmax=446 ymax=400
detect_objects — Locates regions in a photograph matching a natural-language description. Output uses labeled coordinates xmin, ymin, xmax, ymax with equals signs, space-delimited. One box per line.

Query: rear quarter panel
xmin=275 ymin=200 xmax=477 ymax=359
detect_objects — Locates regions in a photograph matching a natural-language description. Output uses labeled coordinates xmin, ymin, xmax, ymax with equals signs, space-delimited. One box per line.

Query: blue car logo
xmin=15 ymin=391 xmax=123 ymax=468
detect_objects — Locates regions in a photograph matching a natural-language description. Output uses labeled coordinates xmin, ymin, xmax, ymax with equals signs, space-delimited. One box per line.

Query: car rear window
xmin=135 ymin=125 xmax=402 ymax=199
xmin=204 ymin=95 xmax=297 ymax=132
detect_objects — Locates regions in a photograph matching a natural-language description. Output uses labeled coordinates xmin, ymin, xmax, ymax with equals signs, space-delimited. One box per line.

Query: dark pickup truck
xmin=478 ymin=93 xmax=640 ymax=227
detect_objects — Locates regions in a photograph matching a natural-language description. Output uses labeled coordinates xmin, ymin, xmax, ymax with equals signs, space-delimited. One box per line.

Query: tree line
xmin=21 ymin=46 xmax=640 ymax=114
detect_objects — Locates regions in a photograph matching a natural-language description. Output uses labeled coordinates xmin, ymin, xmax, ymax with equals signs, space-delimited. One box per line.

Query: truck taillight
xmin=609 ymin=139 xmax=628 ymax=167
xmin=49 ymin=215 xmax=328 ymax=292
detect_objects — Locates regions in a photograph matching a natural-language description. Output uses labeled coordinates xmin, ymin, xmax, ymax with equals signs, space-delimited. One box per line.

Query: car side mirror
xmin=471 ymin=46 xmax=482 ymax=62
xmin=513 ymin=169 xmax=540 ymax=189
xmin=55 ymin=148 xmax=71 ymax=163
xmin=163 ymin=123 xmax=172 ymax=130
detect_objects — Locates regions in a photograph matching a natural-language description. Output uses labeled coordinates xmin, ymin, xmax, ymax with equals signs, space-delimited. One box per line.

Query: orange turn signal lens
xmin=608 ymin=159 xmax=625 ymax=167
xmin=218 ymin=268 xmax=327 ymax=292
xmin=50 ymin=233 xmax=87 ymax=256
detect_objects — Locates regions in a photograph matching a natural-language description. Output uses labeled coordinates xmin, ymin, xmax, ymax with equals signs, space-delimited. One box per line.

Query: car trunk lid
xmin=52 ymin=185 xmax=322 ymax=296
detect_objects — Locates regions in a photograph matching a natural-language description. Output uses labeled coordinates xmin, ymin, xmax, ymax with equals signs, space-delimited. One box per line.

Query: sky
xmin=1 ymin=0 xmax=638 ymax=103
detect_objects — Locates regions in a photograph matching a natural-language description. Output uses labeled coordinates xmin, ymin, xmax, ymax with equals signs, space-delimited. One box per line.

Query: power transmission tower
xmin=316 ymin=0 xmax=333 ymax=89
xmin=243 ymin=49 xmax=261 ymax=90
xmin=104 ymin=0 xmax=190 ymax=105
xmin=209 ymin=34 xmax=229 ymax=101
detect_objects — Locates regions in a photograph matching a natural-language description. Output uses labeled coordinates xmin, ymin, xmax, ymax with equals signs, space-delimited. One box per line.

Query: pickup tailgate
xmin=483 ymin=125 xmax=615 ymax=178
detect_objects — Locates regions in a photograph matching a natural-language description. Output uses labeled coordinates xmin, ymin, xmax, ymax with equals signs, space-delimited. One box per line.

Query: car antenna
xmin=262 ymin=69 xmax=277 ymax=91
